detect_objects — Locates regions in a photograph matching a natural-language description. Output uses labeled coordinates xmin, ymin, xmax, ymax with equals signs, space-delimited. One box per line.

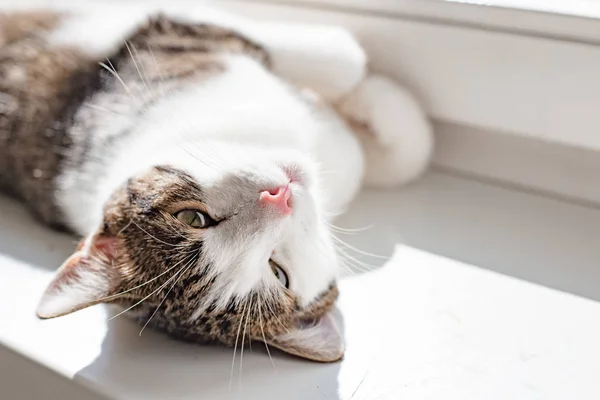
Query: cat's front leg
xmin=247 ymin=22 xmax=367 ymax=102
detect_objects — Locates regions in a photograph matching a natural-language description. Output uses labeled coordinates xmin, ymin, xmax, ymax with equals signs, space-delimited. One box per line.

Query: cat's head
xmin=36 ymin=146 xmax=343 ymax=362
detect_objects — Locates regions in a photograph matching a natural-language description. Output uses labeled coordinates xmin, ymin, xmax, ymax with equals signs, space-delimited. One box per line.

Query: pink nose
xmin=259 ymin=185 xmax=292 ymax=215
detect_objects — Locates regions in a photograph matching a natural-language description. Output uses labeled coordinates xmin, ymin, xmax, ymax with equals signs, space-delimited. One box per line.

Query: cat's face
xmin=36 ymin=147 xmax=344 ymax=362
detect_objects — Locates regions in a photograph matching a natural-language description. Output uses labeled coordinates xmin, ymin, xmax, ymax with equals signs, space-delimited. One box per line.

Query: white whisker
xmin=108 ymin=257 xmax=192 ymax=321
xmin=83 ymin=102 xmax=121 ymax=116
xmin=139 ymin=254 xmax=197 ymax=336
xmin=239 ymin=297 xmax=252 ymax=388
xmin=338 ymin=258 xmax=358 ymax=277
xmin=257 ymin=292 xmax=276 ymax=371
xmin=99 ymin=60 xmax=139 ymax=104
xmin=97 ymin=253 xmax=193 ymax=303
xmin=264 ymin=296 xmax=290 ymax=334
xmin=332 ymin=235 xmax=389 ymax=260
xmin=146 ymin=44 xmax=168 ymax=96
xmin=336 ymin=246 xmax=379 ymax=273
xmin=327 ymin=222 xmax=373 ymax=234
xmin=126 ymin=41 xmax=151 ymax=99
xmin=118 ymin=218 xmax=134 ymax=235
xmin=131 ymin=219 xmax=190 ymax=248
xmin=229 ymin=301 xmax=247 ymax=392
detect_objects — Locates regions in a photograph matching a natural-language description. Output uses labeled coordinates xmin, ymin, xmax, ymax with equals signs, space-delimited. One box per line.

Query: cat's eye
xmin=270 ymin=260 xmax=289 ymax=289
xmin=174 ymin=209 xmax=215 ymax=228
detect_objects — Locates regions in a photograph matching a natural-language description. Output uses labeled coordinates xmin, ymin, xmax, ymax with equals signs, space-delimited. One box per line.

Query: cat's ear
xmin=266 ymin=313 xmax=344 ymax=362
xmin=36 ymin=234 xmax=124 ymax=319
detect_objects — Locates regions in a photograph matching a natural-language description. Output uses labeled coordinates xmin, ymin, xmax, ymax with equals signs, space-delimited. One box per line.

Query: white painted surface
xmin=217 ymin=0 xmax=600 ymax=151
xmin=432 ymin=121 xmax=600 ymax=206
xmin=0 ymin=345 xmax=107 ymax=400
xmin=2 ymin=171 xmax=600 ymax=399
xmin=263 ymin=0 xmax=600 ymax=40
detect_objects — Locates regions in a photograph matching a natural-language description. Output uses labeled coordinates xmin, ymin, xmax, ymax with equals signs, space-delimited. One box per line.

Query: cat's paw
xmin=340 ymin=75 xmax=433 ymax=187
xmin=259 ymin=24 xmax=367 ymax=102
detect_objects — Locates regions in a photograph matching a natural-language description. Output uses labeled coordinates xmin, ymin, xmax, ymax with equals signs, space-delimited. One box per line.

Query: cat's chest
xmin=137 ymin=56 xmax=321 ymax=151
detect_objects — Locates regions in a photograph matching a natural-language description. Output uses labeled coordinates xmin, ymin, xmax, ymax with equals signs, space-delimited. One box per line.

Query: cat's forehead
xmin=123 ymin=165 xmax=205 ymax=210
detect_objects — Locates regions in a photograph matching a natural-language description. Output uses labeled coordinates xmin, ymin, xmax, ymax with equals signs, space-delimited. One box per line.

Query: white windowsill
xmin=3 ymin=171 xmax=600 ymax=399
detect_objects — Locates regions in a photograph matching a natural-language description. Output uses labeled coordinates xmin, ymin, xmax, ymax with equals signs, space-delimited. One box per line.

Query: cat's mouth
xmin=280 ymin=164 xmax=307 ymax=186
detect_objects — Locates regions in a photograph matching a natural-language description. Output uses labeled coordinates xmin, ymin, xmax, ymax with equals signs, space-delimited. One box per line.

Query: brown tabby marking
xmin=95 ymin=166 xmax=337 ymax=355
xmin=0 ymin=11 xmax=95 ymax=228
xmin=0 ymin=12 xmax=269 ymax=229
xmin=0 ymin=11 xmax=60 ymax=45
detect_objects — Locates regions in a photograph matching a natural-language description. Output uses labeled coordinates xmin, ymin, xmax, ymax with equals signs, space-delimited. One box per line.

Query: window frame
xmin=220 ymin=0 xmax=600 ymax=203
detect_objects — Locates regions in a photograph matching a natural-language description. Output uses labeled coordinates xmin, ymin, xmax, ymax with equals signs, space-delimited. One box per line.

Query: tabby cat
xmin=0 ymin=3 xmax=432 ymax=362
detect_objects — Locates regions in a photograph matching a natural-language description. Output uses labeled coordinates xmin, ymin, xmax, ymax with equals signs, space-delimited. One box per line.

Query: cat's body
xmin=0 ymin=3 xmax=432 ymax=361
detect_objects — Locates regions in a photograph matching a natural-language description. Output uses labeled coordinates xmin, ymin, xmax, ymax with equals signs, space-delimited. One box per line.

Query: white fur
xmin=47 ymin=4 xmax=432 ymax=315
xmin=248 ymin=23 xmax=367 ymax=102
xmin=340 ymin=75 xmax=434 ymax=187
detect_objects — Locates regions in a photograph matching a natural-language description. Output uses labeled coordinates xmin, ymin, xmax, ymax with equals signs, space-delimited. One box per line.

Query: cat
xmin=0 ymin=2 xmax=432 ymax=362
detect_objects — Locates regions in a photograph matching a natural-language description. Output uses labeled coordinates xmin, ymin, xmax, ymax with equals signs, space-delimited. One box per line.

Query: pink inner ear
xmin=36 ymin=234 xmax=122 ymax=319
xmin=85 ymin=235 xmax=120 ymax=261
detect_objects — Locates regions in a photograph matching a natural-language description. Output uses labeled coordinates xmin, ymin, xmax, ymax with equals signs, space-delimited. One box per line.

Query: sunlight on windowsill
xmin=441 ymin=0 xmax=600 ymax=19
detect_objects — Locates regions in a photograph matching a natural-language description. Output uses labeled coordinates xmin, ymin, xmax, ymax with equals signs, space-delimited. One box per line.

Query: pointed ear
xmin=36 ymin=234 xmax=124 ymax=319
xmin=266 ymin=313 xmax=344 ymax=362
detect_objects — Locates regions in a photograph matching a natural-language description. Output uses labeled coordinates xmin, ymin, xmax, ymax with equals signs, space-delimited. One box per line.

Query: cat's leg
xmin=245 ymin=22 xmax=367 ymax=102
xmin=338 ymin=75 xmax=433 ymax=187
